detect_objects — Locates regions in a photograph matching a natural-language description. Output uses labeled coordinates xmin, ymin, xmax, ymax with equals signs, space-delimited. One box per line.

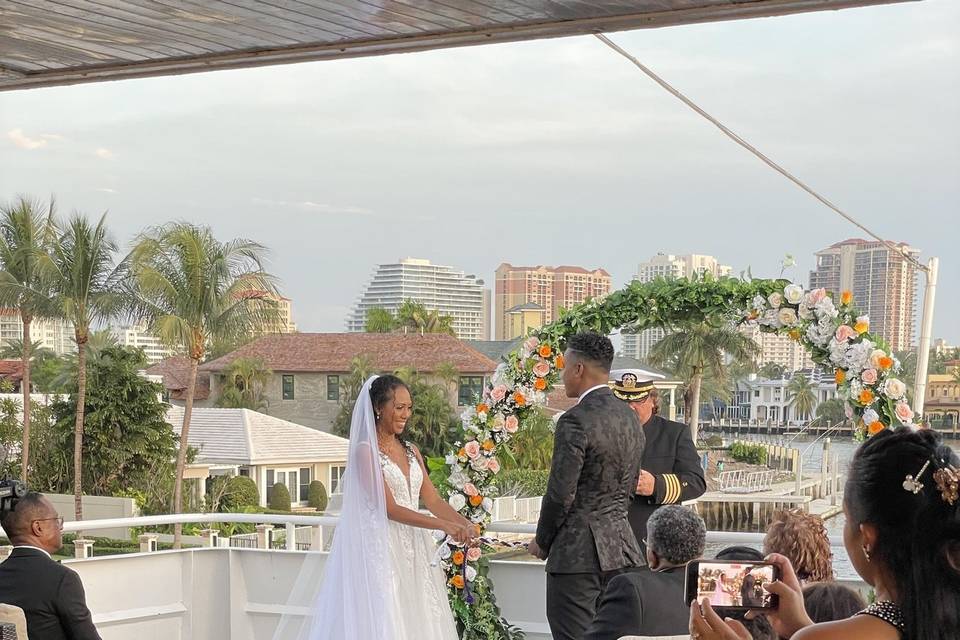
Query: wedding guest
xmin=763 ymin=509 xmax=834 ymax=583
xmin=690 ymin=427 xmax=960 ymax=640
xmin=801 ymin=582 xmax=865 ymax=624
xmin=584 ymin=505 xmax=704 ymax=640
xmin=0 ymin=492 xmax=102 ymax=640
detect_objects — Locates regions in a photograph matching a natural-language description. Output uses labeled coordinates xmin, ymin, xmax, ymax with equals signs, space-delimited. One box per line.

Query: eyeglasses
xmin=31 ymin=516 xmax=64 ymax=530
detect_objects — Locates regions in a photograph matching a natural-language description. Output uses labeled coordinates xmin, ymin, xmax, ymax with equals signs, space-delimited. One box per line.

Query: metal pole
xmin=913 ymin=257 xmax=939 ymax=417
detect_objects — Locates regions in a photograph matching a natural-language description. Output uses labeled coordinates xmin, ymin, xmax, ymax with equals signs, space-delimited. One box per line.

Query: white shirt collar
xmin=578 ymin=384 xmax=608 ymax=404
xmin=13 ymin=544 xmax=52 ymax=559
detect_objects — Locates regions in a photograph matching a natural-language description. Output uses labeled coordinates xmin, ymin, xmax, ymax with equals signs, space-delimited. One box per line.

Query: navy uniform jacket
xmin=628 ymin=413 xmax=706 ymax=546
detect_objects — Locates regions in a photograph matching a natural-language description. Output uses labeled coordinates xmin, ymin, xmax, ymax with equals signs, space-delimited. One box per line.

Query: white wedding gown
xmin=379 ymin=444 xmax=459 ymax=640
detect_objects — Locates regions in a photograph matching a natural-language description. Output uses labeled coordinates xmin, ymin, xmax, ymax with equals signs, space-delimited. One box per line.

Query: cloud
xmin=251 ymin=197 xmax=373 ymax=216
xmin=7 ymin=128 xmax=48 ymax=149
xmin=94 ymin=147 xmax=114 ymax=159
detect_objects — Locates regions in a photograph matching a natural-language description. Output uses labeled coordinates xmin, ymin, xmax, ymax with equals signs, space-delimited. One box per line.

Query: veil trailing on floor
xmin=273 ymin=375 xmax=398 ymax=640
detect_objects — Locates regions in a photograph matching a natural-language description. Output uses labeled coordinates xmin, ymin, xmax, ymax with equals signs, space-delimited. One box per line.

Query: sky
xmin=1 ymin=1 xmax=958 ymax=343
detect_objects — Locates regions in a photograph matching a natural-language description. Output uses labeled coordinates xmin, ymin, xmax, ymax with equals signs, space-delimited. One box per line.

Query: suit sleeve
xmin=649 ymin=427 xmax=706 ymax=505
xmin=55 ymin=568 xmax=103 ymax=640
xmin=582 ymin=574 xmax=643 ymax=640
xmin=535 ymin=411 xmax=587 ymax=553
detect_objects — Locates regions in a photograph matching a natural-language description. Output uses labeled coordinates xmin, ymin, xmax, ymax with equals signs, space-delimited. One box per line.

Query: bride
xmin=281 ymin=374 xmax=476 ymax=640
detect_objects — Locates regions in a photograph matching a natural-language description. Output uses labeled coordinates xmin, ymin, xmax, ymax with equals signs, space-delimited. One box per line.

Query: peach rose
xmin=490 ymin=385 xmax=508 ymax=402
xmin=505 ymin=415 xmax=520 ymax=433
xmin=513 ymin=391 xmax=526 ymax=407
xmin=835 ymin=325 xmax=857 ymax=343
xmin=895 ymin=401 xmax=915 ymax=424
xmin=533 ymin=361 xmax=551 ymax=378
xmin=490 ymin=413 xmax=505 ymax=432
xmin=523 ymin=336 xmax=540 ymax=353
xmin=861 ymin=368 xmax=878 ymax=385
xmin=463 ymin=483 xmax=479 ymax=497
xmin=487 ymin=458 xmax=501 ymax=474
xmin=464 ymin=441 xmax=481 ymax=459
xmin=466 ymin=547 xmax=482 ymax=562
xmin=841 ymin=291 xmax=853 ymax=305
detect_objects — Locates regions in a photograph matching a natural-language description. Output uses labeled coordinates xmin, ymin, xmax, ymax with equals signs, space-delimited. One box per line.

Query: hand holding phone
xmin=685 ymin=560 xmax=780 ymax=614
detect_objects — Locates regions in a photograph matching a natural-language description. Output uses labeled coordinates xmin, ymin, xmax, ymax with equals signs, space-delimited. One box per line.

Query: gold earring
xmin=862 ymin=546 xmax=871 ymax=562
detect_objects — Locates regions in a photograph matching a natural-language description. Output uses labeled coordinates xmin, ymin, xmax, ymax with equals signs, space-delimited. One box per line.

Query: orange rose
xmin=555 ymin=354 xmax=565 ymax=370
xmin=841 ymin=291 xmax=853 ymax=305
xmin=854 ymin=321 xmax=869 ymax=334
xmin=476 ymin=403 xmax=489 ymax=414
xmin=868 ymin=421 xmax=885 ymax=435
xmin=835 ymin=369 xmax=846 ymax=385
xmin=482 ymin=439 xmax=495 ymax=451
xmin=469 ymin=495 xmax=483 ymax=507
xmin=878 ymin=356 xmax=894 ymax=370
xmin=450 ymin=575 xmax=465 ymax=589
xmin=538 ymin=344 xmax=553 ymax=358
xmin=534 ymin=377 xmax=547 ymax=391
xmin=788 ymin=329 xmax=801 ymax=341
xmin=513 ymin=391 xmax=526 ymax=407
xmin=458 ymin=447 xmax=466 ymax=458
xmin=452 ymin=550 xmax=465 ymax=565
xmin=859 ymin=389 xmax=875 ymax=405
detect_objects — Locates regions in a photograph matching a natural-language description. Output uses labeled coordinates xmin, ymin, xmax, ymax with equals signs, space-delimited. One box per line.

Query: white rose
xmin=445 ymin=454 xmax=457 ymax=465
xmin=465 ymin=565 xmax=478 ymax=582
xmin=438 ymin=543 xmax=452 ymax=560
xmin=448 ymin=493 xmax=467 ymax=511
xmin=882 ymin=378 xmax=907 ymax=400
xmin=752 ymin=295 xmax=767 ymax=311
xmin=433 ymin=529 xmax=447 ymax=542
xmin=777 ymin=308 xmax=798 ymax=327
xmin=798 ymin=304 xmax=814 ymax=321
xmin=482 ymin=497 xmax=494 ymax=513
xmin=768 ymin=292 xmax=783 ymax=308
xmin=470 ymin=512 xmax=486 ymax=523
xmin=784 ymin=284 xmax=804 ymax=305
xmin=471 ymin=456 xmax=490 ymax=471
xmin=862 ymin=408 xmax=880 ymax=425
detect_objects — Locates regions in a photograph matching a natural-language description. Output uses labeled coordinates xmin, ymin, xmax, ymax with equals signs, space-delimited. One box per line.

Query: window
xmin=330 ymin=465 xmax=347 ymax=495
xmin=327 ymin=375 xmax=340 ymax=401
xmin=266 ymin=469 xmax=274 ymax=502
xmin=282 ymin=374 xmax=295 ymax=400
xmin=458 ymin=376 xmax=484 ymax=405
xmin=299 ymin=467 xmax=311 ymax=502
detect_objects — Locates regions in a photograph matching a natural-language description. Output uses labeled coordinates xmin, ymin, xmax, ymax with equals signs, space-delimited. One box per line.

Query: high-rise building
xmin=116 ymin=324 xmax=177 ymax=364
xmin=266 ymin=293 xmax=297 ymax=334
xmin=494 ymin=264 xmax=611 ymax=340
xmin=740 ymin=324 xmax=814 ymax=372
xmin=346 ymin=258 xmax=487 ymax=340
xmin=621 ymin=254 xmax=732 ymax=360
xmin=0 ymin=309 xmax=75 ymax=356
xmin=809 ymin=239 xmax=919 ymax=352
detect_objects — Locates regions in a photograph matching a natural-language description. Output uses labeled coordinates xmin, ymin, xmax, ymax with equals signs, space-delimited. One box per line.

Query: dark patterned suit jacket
xmin=535 ymin=386 xmax=646 ymax=573
xmin=628 ymin=413 xmax=707 ymax=546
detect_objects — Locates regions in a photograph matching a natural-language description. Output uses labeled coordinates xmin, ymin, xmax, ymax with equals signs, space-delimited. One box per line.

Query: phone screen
xmin=685 ymin=561 xmax=779 ymax=610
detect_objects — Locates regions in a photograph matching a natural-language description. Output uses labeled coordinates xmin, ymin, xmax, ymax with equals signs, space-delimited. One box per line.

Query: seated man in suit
xmin=0 ymin=492 xmax=102 ymax=640
xmin=584 ymin=505 xmax=706 ymax=640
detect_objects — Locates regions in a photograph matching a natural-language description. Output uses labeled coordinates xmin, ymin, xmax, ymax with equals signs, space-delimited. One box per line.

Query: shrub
xmin=729 ymin=441 xmax=768 ymax=466
xmin=308 ymin=480 xmax=328 ymax=511
xmin=705 ymin=435 xmax=724 ymax=448
xmin=222 ymin=476 xmax=261 ymax=510
xmin=493 ymin=469 xmax=550 ymax=498
xmin=268 ymin=482 xmax=291 ymax=511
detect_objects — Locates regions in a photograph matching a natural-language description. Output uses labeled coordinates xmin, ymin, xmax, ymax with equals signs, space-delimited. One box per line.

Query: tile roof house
xmin=200 ymin=333 xmax=497 ymax=431
xmin=0 ymin=360 xmax=24 ymax=391
xmin=167 ymin=406 xmax=349 ymax=509
xmin=145 ymin=356 xmax=212 ymax=408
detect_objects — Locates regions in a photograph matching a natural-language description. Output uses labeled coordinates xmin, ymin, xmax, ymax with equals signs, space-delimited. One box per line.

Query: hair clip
xmin=934 ymin=463 xmax=959 ymax=506
xmin=902 ymin=460 xmax=931 ymax=494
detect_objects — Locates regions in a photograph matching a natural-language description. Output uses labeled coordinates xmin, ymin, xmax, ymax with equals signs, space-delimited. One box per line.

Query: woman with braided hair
xmin=690 ymin=427 xmax=960 ymax=640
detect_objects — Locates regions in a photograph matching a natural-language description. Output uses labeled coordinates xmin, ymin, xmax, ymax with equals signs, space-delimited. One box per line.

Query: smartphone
xmin=685 ymin=560 xmax=780 ymax=612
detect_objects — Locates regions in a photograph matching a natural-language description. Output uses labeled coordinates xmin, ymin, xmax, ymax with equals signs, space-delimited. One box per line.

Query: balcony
xmin=6 ymin=514 xmax=868 ymax=640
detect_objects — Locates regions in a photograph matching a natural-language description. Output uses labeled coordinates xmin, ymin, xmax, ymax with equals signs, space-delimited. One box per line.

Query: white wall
xmin=46 ymin=494 xmax=139 ymax=540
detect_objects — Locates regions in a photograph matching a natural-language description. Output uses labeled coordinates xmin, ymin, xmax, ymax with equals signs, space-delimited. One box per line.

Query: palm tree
xmin=215 ymin=357 xmax=272 ymax=411
xmin=759 ymin=362 xmax=786 ymax=379
xmin=648 ymin=323 xmax=760 ymax=442
xmin=816 ymin=397 xmax=848 ymax=428
xmin=51 ymin=329 xmax=120 ymax=391
xmin=45 ymin=214 xmax=122 ymax=520
xmin=394 ymin=368 xmax=458 ymax=457
xmin=0 ymin=196 xmax=57 ymax=483
xmin=0 ymin=338 xmax=53 ymax=361
xmin=395 ymin=300 xmax=456 ymax=336
xmin=333 ymin=354 xmax=376 ymax=437
xmin=786 ymin=373 xmax=818 ymax=422
xmin=501 ymin=407 xmax=554 ymax=471
xmin=127 ymin=222 xmax=278 ymax=548
xmin=364 ymin=307 xmax=396 ymax=333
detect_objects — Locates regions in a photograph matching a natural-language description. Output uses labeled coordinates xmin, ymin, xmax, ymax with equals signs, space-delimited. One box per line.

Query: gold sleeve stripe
xmin=664 ymin=474 xmax=680 ymax=504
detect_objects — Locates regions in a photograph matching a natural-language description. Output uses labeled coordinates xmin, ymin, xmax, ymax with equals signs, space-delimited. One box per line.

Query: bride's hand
xmin=442 ymin=520 xmax=472 ymax=544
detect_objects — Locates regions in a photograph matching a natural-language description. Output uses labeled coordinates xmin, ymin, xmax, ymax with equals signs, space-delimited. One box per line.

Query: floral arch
xmin=435 ymin=275 xmax=917 ymax=638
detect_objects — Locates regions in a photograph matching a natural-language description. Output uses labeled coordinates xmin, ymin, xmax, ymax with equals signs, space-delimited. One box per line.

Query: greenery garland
xmin=434 ymin=275 xmax=918 ymax=638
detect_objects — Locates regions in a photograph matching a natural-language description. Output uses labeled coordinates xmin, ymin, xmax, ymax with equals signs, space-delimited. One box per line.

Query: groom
xmin=528 ymin=332 xmax=646 ymax=640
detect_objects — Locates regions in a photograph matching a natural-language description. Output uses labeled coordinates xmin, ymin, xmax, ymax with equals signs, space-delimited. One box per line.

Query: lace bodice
xmin=380 ymin=443 xmax=422 ymax=509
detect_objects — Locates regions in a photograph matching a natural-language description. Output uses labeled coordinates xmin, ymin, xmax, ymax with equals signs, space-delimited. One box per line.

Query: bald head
xmin=0 ymin=492 xmax=62 ymax=552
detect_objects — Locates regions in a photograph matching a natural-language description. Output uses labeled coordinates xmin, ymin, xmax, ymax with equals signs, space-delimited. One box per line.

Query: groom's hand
xmin=636 ymin=470 xmax=656 ymax=496
xmin=527 ymin=540 xmax=547 ymax=560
